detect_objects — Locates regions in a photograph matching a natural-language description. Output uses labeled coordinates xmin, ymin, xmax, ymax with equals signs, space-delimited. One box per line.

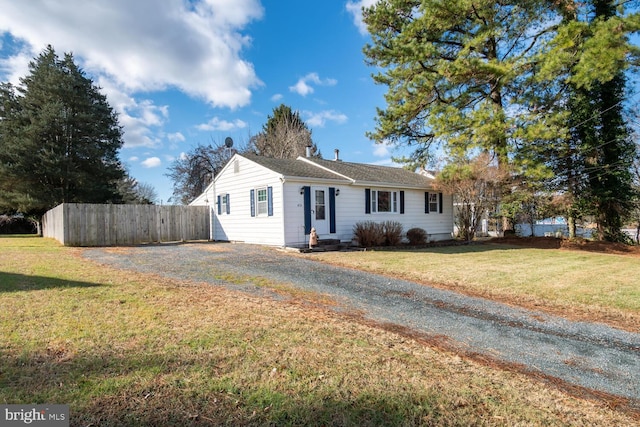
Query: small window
xmin=315 ymin=189 xmax=326 ymax=220
xmin=220 ymin=194 xmax=228 ymax=214
xmin=256 ymin=188 xmax=268 ymax=216
xmin=429 ymin=193 xmax=439 ymax=213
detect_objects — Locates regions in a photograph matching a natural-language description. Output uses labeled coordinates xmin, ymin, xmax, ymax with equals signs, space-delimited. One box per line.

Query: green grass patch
xmin=0 ymin=236 xmax=637 ymax=425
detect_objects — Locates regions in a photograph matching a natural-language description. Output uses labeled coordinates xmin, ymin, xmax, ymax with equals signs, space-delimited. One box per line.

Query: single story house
xmin=190 ymin=152 xmax=453 ymax=247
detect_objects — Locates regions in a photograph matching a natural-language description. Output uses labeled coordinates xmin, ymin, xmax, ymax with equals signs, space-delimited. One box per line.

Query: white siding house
xmin=191 ymin=153 xmax=453 ymax=247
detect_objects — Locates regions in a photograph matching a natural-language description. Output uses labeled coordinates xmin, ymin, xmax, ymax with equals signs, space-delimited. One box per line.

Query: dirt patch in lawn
xmin=489 ymin=236 xmax=640 ymax=257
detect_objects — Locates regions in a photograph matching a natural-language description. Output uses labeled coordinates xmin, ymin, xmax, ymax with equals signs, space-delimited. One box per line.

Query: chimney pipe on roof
xmin=306 ymin=145 xmax=311 ymax=158
xmin=334 ymin=148 xmax=340 ymax=161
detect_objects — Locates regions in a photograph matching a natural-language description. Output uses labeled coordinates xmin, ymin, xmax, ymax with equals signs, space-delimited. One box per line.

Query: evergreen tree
xmin=362 ymin=0 xmax=560 ymax=168
xmin=249 ymin=104 xmax=320 ymax=159
xmin=0 ymin=46 xmax=126 ymax=217
xmin=585 ymin=0 xmax=636 ymax=241
xmin=538 ymin=0 xmax=639 ymax=241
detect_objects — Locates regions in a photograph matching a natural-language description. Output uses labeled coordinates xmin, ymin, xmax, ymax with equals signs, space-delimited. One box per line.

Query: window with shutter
xmin=370 ymin=189 xmax=400 ymax=213
xmin=256 ymin=187 xmax=268 ymax=216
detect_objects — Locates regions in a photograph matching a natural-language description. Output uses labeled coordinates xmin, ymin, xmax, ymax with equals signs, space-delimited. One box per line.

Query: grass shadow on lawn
xmin=0 ymin=271 xmax=101 ymax=293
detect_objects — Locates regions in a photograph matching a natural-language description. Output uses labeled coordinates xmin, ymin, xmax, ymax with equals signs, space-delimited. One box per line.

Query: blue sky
xmin=0 ymin=0 xmax=407 ymax=204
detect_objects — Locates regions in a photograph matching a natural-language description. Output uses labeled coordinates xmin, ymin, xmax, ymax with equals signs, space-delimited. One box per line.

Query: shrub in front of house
xmin=353 ymin=221 xmax=385 ymax=247
xmin=353 ymin=221 xmax=404 ymax=247
xmin=406 ymin=227 xmax=428 ymax=245
xmin=382 ymin=221 xmax=404 ymax=246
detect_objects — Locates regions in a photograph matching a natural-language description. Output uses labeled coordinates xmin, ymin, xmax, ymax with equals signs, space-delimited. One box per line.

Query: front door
xmin=311 ymin=186 xmax=328 ymax=235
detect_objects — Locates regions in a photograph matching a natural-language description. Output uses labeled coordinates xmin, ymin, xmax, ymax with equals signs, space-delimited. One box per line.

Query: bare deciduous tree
xmin=249 ymin=104 xmax=320 ymax=159
xmin=435 ymin=153 xmax=508 ymax=241
xmin=166 ymin=142 xmax=239 ymax=205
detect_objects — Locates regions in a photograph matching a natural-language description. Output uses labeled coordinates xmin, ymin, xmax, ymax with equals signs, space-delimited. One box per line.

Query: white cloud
xmin=373 ymin=141 xmax=393 ymax=158
xmin=303 ymin=110 xmax=348 ymax=128
xmin=128 ymin=156 xmax=139 ymax=162
xmin=141 ymin=157 xmax=162 ymax=168
xmin=119 ymin=98 xmax=169 ymax=148
xmin=346 ymin=0 xmax=379 ymax=35
xmin=196 ymin=117 xmax=247 ymax=132
xmin=289 ymin=73 xmax=337 ymax=97
xmin=167 ymin=132 xmax=186 ymax=143
xmin=0 ymin=0 xmax=264 ymax=108
xmin=271 ymin=93 xmax=283 ymax=102
xmin=179 ymin=152 xmax=188 ymax=161
xmin=0 ymin=49 xmax=31 ymax=85
xmin=84 ymin=75 xmax=171 ymax=149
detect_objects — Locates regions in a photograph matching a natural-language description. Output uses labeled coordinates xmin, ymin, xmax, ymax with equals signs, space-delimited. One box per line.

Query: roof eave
xmin=281 ymin=175 xmax=352 ymax=184
xmin=349 ymin=180 xmax=434 ymax=190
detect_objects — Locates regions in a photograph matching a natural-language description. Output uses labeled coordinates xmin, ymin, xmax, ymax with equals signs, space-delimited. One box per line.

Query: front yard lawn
xmin=1 ymin=236 xmax=637 ymax=425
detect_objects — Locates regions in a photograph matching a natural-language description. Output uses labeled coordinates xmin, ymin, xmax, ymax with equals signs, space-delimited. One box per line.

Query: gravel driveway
xmin=83 ymin=242 xmax=640 ymax=407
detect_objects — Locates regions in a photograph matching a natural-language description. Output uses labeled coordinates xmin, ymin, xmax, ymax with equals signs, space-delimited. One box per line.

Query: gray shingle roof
xmin=243 ymin=153 xmax=434 ymax=188
xmin=304 ymin=157 xmax=434 ymax=188
xmin=243 ymin=154 xmax=350 ymax=182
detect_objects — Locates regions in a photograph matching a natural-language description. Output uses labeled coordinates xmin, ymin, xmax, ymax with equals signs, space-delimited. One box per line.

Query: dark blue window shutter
xmin=217 ymin=195 xmax=222 ymax=215
xmin=267 ymin=186 xmax=273 ymax=216
xmin=400 ymin=191 xmax=405 ymax=214
xmin=425 ymin=192 xmax=430 ymax=214
xmin=250 ymin=189 xmax=255 ymax=217
xmin=303 ymin=186 xmax=311 ymax=234
xmin=365 ymin=189 xmax=371 ymax=214
xmin=329 ymin=187 xmax=336 ymax=233
xmin=226 ymin=194 xmax=230 ymax=214
xmin=439 ymin=192 xmax=443 ymax=214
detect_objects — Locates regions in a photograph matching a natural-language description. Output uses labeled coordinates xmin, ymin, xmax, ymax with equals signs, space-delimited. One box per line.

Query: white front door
xmin=311 ymin=186 xmax=328 ymax=235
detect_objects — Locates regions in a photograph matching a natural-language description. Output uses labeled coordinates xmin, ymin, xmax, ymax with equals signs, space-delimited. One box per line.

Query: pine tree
xmin=0 ymin=46 xmax=126 ymax=217
xmin=362 ymin=0 xmax=560 ymax=168
xmin=539 ymin=0 xmax=639 ymax=241
xmin=583 ymin=0 xmax=636 ymax=242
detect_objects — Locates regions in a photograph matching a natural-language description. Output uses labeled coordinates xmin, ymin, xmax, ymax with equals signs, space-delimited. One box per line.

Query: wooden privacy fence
xmin=43 ymin=203 xmax=210 ymax=246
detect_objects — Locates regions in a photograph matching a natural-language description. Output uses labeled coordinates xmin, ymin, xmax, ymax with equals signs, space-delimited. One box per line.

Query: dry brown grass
xmin=0 ymin=236 xmax=638 ymax=425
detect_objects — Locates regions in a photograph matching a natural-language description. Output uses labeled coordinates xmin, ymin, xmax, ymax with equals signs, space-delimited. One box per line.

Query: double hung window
xmin=429 ymin=193 xmax=438 ymax=213
xmin=256 ymin=187 xmax=268 ymax=216
xmin=371 ymin=190 xmax=398 ymax=213
xmin=250 ymin=186 xmax=273 ymax=217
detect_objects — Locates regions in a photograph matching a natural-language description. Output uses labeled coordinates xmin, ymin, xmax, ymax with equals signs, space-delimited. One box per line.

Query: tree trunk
xmin=568 ymin=215 xmax=576 ymax=239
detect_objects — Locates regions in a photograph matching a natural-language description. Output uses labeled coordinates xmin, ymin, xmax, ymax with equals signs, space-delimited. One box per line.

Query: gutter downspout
xmin=279 ymin=176 xmax=287 ymax=247
xmin=210 ymin=178 xmax=216 ymax=241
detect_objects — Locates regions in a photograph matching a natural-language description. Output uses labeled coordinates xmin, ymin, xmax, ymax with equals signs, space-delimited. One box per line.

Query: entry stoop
xmin=289 ymin=238 xmax=344 ymax=253
xmin=316 ymin=238 xmax=342 ymax=251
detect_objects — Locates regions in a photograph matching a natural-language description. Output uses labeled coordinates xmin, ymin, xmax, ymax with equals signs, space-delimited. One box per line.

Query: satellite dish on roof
xmin=224 ymin=137 xmax=234 ymax=148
